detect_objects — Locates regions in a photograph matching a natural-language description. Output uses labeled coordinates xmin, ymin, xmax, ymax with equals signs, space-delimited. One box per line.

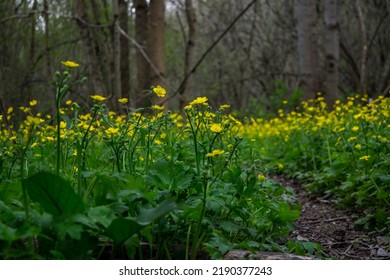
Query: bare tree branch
xmin=163 ymin=0 xmax=258 ymax=104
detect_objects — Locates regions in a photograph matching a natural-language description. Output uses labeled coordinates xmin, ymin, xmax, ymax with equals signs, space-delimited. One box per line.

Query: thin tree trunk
xmin=148 ymin=0 xmax=166 ymax=105
xmin=324 ymin=0 xmax=339 ymax=107
xmin=355 ymin=0 xmax=368 ymax=96
xmin=119 ymin=0 xmax=130 ymax=105
xmin=180 ymin=0 xmax=197 ymax=110
xmin=112 ymin=0 xmax=122 ymax=111
xmin=295 ymin=0 xmax=320 ymax=101
xmin=25 ymin=0 xmax=38 ymax=103
xmin=75 ymin=0 xmax=103 ymax=95
xmin=134 ymin=0 xmax=150 ymax=107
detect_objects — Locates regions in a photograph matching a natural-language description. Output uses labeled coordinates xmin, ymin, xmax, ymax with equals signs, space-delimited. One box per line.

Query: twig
xmin=302 ymin=216 xmax=350 ymax=225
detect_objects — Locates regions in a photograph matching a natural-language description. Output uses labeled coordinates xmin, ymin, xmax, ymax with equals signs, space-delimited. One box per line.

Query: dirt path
xmin=271 ymin=176 xmax=390 ymax=260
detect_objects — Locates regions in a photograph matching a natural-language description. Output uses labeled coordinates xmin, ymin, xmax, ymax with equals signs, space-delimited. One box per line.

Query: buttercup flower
xmin=90 ymin=95 xmax=107 ymax=102
xmin=29 ymin=100 xmax=38 ymax=107
xmin=189 ymin=97 xmax=208 ymax=106
xmin=359 ymin=155 xmax=370 ymax=161
xmin=118 ymin=98 xmax=128 ymax=104
xmin=210 ymin=123 xmax=223 ymax=133
xmin=151 ymin=104 xmax=165 ymax=110
xmin=153 ymin=85 xmax=166 ymax=98
xmin=206 ymin=149 xmax=224 ymax=157
xmin=61 ymin=60 xmax=80 ymax=68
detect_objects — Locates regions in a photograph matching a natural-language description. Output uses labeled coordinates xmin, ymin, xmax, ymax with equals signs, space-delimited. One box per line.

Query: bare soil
xmin=271 ymin=176 xmax=390 ymax=260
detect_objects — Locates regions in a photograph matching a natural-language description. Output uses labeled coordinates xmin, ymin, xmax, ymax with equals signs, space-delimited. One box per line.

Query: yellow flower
xmin=206 ymin=149 xmax=225 ymax=157
xmin=46 ymin=136 xmax=55 ymax=142
xmin=7 ymin=107 xmax=13 ymax=115
xmin=257 ymin=174 xmax=266 ymax=181
xmin=278 ymin=163 xmax=284 ymax=169
xmin=61 ymin=60 xmax=80 ymax=68
xmin=189 ymin=97 xmax=208 ymax=106
xmin=219 ymin=104 xmax=231 ymax=110
xmin=105 ymin=127 xmax=120 ymax=136
xmin=26 ymin=116 xmax=43 ymax=126
xmin=151 ymin=104 xmax=165 ymax=110
xmin=118 ymin=98 xmax=128 ymax=104
xmin=210 ymin=123 xmax=223 ymax=133
xmin=354 ymin=144 xmax=362 ymax=150
xmin=66 ymin=100 xmax=72 ymax=105
xmin=29 ymin=100 xmax=38 ymax=107
xmin=153 ymin=85 xmax=166 ymax=97
xmin=90 ymin=94 xmax=107 ymax=102
xmin=359 ymin=155 xmax=370 ymax=161
xmin=352 ymin=126 xmax=359 ymax=132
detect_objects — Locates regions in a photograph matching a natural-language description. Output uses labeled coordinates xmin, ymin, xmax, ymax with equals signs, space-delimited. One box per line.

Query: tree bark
xmin=75 ymin=0 xmax=104 ymax=95
xmin=112 ymin=0 xmax=122 ymax=111
xmin=119 ymin=0 xmax=130 ymax=106
xmin=295 ymin=0 xmax=320 ymax=101
xmin=134 ymin=0 xmax=150 ymax=107
xmin=148 ymin=0 xmax=166 ymax=105
xmin=180 ymin=0 xmax=197 ymax=110
xmin=355 ymin=0 xmax=368 ymax=96
xmin=324 ymin=0 xmax=339 ymax=107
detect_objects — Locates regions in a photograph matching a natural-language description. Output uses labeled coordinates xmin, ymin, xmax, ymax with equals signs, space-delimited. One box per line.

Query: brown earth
xmin=272 ymin=176 xmax=390 ymax=260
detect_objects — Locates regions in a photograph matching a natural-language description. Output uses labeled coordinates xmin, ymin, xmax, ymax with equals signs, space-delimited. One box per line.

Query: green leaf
xmin=105 ymin=200 xmax=176 ymax=245
xmin=87 ymin=206 xmax=115 ymax=228
xmin=106 ymin=217 xmax=144 ymax=245
xmin=0 ymin=222 xmax=16 ymax=241
xmin=137 ymin=200 xmax=176 ymax=225
xmin=23 ymin=171 xmax=85 ymax=216
xmin=302 ymin=242 xmax=317 ymax=255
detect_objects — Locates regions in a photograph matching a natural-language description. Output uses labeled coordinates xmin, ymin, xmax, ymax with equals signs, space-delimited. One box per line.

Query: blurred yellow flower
xmin=352 ymin=126 xmax=359 ymax=132
xmin=354 ymin=144 xmax=362 ymax=150
xmin=153 ymin=85 xmax=166 ymax=97
xmin=90 ymin=95 xmax=107 ymax=102
xmin=189 ymin=97 xmax=208 ymax=106
xmin=206 ymin=149 xmax=224 ymax=157
xmin=29 ymin=100 xmax=38 ymax=107
xmin=151 ymin=104 xmax=165 ymax=110
xmin=359 ymin=155 xmax=370 ymax=161
xmin=118 ymin=98 xmax=128 ymax=104
xmin=105 ymin=127 xmax=120 ymax=136
xmin=7 ymin=107 xmax=13 ymax=115
xmin=257 ymin=174 xmax=266 ymax=181
xmin=61 ymin=60 xmax=80 ymax=68
xmin=219 ymin=104 xmax=231 ymax=110
xmin=210 ymin=123 xmax=223 ymax=133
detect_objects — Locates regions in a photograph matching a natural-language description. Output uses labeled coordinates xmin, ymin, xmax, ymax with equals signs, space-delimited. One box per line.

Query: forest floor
xmin=271 ymin=176 xmax=390 ymax=260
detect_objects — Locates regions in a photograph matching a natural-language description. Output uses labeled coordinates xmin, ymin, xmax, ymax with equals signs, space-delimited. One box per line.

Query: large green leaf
xmin=23 ymin=171 xmax=85 ymax=216
xmin=106 ymin=200 xmax=176 ymax=245
xmin=105 ymin=217 xmax=144 ymax=245
xmin=137 ymin=199 xmax=176 ymax=225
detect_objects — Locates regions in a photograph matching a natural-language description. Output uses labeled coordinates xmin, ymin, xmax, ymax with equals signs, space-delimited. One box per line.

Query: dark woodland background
xmin=1 ymin=0 xmax=389 ymax=118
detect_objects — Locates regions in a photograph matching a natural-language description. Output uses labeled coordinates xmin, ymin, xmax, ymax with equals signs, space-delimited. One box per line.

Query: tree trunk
xmin=355 ymin=0 xmax=368 ymax=96
xmin=180 ymin=0 xmax=197 ymax=110
xmin=148 ymin=0 xmax=166 ymax=105
xmin=324 ymin=0 xmax=339 ymax=107
xmin=134 ymin=0 xmax=150 ymax=107
xmin=75 ymin=0 xmax=104 ymax=96
xmin=295 ymin=0 xmax=320 ymax=101
xmin=119 ymin=0 xmax=130 ymax=106
xmin=112 ymin=0 xmax=122 ymax=111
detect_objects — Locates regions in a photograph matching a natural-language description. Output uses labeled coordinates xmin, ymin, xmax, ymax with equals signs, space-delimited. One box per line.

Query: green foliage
xmin=0 ymin=65 xmax=301 ymax=260
xmin=246 ymin=95 xmax=390 ymax=233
